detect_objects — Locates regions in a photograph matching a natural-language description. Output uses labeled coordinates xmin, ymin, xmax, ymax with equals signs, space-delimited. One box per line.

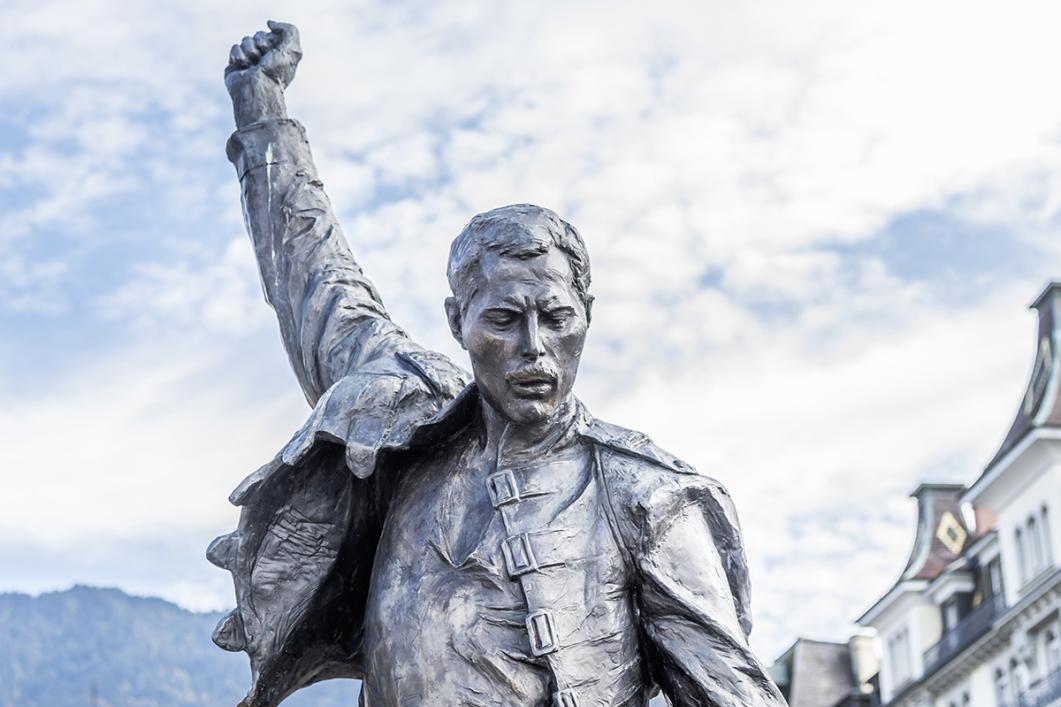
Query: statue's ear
xmin=584 ymin=294 xmax=594 ymax=325
xmin=444 ymin=297 xmax=465 ymax=349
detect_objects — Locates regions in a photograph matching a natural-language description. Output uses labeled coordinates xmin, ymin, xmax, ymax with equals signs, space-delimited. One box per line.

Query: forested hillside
xmin=0 ymin=586 xmax=358 ymax=707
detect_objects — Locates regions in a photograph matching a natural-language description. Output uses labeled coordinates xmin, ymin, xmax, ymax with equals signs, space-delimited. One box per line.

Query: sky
xmin=4 ymin=0 xmax=1061 ymax=665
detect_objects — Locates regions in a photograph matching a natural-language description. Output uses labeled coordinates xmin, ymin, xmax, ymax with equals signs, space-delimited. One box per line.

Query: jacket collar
xmin=398 ymin=383 xmax=684 ymax=474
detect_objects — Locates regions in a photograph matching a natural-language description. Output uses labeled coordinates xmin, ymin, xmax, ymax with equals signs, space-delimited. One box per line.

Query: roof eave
xmin=964 ymin=426 xmax=1061 ymax=506
xmin=857 ymin=578 xmax=930 ymax=626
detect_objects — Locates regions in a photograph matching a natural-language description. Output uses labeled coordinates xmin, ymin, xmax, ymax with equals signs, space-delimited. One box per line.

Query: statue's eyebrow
xmin=537 ymin=294 xmax=570 ymax=309
xmin=489 ymin=295 xmax=526 ymax=309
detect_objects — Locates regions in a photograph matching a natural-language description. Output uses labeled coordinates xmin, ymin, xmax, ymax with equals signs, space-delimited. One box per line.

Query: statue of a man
xmin=209 ymin=21 xmax=785 ymax=707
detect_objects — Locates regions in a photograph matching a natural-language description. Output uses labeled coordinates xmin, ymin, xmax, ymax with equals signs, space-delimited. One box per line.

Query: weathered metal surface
xmin=211 ymin=21 xmax=785 ymax=707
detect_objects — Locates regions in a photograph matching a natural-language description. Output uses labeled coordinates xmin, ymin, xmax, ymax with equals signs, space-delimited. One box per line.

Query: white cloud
xmin=97 ymin=236 xmax=272 ymax=335
xmin=5 ymin=0 xmax=1061 ymax=666
xmin=0 ymin=336 xmax=300 ymax=544
xmin=587 ymin=282 xmax=1035 ymax=655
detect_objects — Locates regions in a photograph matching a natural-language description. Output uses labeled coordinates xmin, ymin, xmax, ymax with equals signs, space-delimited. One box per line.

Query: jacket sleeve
xmin=208 ymin=445 xmax=375 ymax=707
xmin=632 ymin=473 xmax=786 ymax=707
xmin=227 ymin=118 xmax=416 ymax=405
xmin=209 ymin=365 xmax=469 ymax=707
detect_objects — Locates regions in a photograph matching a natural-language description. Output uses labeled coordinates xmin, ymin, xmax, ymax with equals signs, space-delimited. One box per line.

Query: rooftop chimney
xmin=973 ymin=504 xmax=998 ymax=537
xmin=848 ymin=632 xmax=879 ymax=691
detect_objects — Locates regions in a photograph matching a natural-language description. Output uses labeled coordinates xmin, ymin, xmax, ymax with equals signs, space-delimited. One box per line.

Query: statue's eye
xmin=483 ymin=310 xmax=519 ymax=328
xmin=543 ymin=309 xmax=572 ymax=329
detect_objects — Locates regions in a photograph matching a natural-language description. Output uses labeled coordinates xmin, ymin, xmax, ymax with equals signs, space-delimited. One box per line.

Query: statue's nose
xmin=521 ymin=314 xmax=545 ymax=360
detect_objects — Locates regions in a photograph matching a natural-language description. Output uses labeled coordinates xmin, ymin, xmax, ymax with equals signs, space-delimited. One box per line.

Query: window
xmin=995 ymin=667 xmax=1009 ymax=704
xmin=1010 ymin=658 xmax=1024 ymax=699
xmin=888 ymin=627 xmax=912 ymax=689
xmin=1043 ymin=505 xmax=1054 ymax=565
xmin=943 ymin=598 xmax=960 ymax=631
xmin=989 ymin=557 xmax=1005 ymax=597
xmin=1047 ymin=629 xmax=1060 ymax=675
xmin=1029 ymin=516 xmax=1044 ymax=573
xmin=1017 ymin=527 xmax=1028 ymax=583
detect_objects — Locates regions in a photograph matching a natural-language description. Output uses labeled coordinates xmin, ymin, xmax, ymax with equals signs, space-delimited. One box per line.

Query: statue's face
xmin=452 ymin=247 xmax=589 ymax=425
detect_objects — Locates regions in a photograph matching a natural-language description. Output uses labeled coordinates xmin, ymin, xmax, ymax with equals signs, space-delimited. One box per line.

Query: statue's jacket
xmin=211 ymin=119 xmax=785 ymax=707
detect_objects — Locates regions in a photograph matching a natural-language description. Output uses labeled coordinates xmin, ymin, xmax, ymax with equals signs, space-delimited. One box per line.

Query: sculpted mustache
xmin=506 ymin=367 xmax=559 ymax=384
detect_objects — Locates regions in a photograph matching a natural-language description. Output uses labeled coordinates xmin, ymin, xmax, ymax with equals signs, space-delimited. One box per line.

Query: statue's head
xmin=445 ymin=204 xmax=593 ymax=426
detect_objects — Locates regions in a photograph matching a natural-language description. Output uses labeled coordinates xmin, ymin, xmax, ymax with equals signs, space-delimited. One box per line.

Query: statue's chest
xmin=370 ymin=435 xmax=629 ymax=621
xmin=363 ymin=435 xmax=641 ymax=704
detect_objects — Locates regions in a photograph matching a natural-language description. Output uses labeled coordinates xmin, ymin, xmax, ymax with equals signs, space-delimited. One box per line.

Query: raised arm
xmin=224 ymin=22 xmax=413 ymax=405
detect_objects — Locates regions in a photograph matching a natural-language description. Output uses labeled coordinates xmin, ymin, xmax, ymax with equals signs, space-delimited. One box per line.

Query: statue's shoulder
xmin=582 ymin=415 xmax=752 ymax=635
xmin=581 ymin=416 xmax=730 ymax=502
xmin=239 ymin=346 xmax=469 ymax=498
xmin=393 ymin=347 xmax=469 ymax=401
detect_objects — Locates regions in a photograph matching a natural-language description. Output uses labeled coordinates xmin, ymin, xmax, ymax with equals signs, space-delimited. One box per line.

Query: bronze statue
xmin=209 ymin=21 xmax=785 ymax=707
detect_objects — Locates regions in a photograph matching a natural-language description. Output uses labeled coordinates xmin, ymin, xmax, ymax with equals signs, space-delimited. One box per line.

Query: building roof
xmin=981 ymin=281 xmax=1061 ymax=474
xmin=857 ymin=483 xmax=967 ymax=623
xmin=901 ymin=484 xmax=968 ymax=581
xmin=772 ymin=638 xmax=858 ymax=707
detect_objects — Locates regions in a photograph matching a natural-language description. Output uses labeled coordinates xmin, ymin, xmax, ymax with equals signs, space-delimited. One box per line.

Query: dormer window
xmin=1022 ymin=335 xmax=1052 ymax=415
xmin=936 ymin=511 xmax=967 ymax=555
xmin=887 ymin=626 xmax=913 ymax=689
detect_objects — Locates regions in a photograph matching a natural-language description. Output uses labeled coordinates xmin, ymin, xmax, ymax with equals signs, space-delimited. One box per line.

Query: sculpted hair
xmin=447 ymin=203 xmax=593 ymax=314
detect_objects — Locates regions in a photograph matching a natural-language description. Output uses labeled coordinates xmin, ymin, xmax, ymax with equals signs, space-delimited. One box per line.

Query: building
xmin=850 ymin=283 xmax=1061 ymax=707
xmin=770 ymin=636 xmax=879 ymax=707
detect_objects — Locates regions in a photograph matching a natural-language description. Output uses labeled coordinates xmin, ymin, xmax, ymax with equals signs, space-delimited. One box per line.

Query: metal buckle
xmin=487 ymin=468 xmax=520 ymax=507
xmin=553 ymin=690 xmax=580 ymax=707
xmin=502 ymin=533 xmax=539 ymax=576
xmin=526 ymin=609 xmax=559 ymax=656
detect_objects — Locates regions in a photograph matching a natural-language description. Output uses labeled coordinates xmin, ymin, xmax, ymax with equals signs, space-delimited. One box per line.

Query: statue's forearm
xmin=227 ymin=108 xmax=401 ymax=404
xmin=222 ymin=25 xmax=423 ymax=403
xmin=230 ymin=74 xmax=288 ymax=128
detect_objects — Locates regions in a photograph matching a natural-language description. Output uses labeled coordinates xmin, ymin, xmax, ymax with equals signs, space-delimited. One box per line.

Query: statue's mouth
xmin=507 ymin=371 xmax=558 ymax=398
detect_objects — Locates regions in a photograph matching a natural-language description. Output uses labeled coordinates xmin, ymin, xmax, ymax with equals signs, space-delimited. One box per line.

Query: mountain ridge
xmin=0 ymin=585 xmax=358 ymax=707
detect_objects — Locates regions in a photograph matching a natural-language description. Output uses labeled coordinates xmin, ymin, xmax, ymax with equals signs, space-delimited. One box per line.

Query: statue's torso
xmin=362 ymin=418 xmax=650 ymax=706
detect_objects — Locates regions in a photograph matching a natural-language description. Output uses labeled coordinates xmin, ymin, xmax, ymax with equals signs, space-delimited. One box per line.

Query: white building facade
xmin=858 ymin=283 xmax=1061 ymax=707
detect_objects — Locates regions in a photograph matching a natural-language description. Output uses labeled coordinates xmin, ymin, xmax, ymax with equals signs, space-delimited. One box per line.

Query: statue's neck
xmin=477 ymin=395 xmax=579 ymax=462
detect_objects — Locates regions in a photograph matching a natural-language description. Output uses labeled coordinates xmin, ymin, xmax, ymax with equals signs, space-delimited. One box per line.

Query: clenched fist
xmin=225 ymin=21 xmax=303 ymax=128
